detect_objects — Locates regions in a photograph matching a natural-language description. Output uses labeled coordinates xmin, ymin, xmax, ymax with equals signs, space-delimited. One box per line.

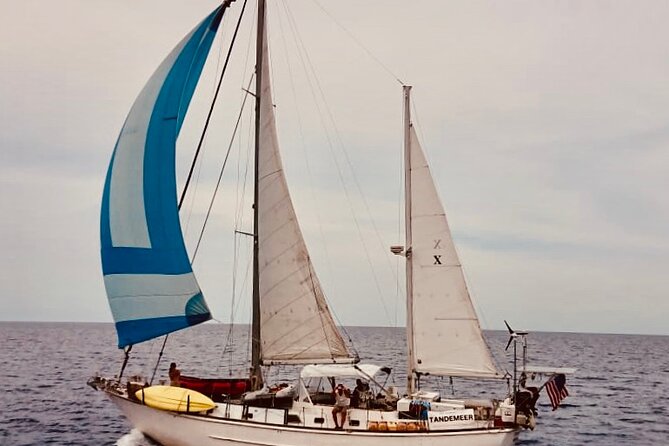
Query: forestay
xmin=256 ymin=17 xmax=354 ymax=365
xmin=408 ymin=126 xmax=501 ymax=378
xmin=100 ymin=7 xmax=224 ymax=348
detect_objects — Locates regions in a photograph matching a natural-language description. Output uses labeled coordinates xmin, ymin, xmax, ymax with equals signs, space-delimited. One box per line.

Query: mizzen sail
xmin=256 ymin=16 xmax=354 ymax=365
xmin=100 ymin=7 xmax=225 ymax=348
xmin=407 ymin=117 xmax=500 ymax=379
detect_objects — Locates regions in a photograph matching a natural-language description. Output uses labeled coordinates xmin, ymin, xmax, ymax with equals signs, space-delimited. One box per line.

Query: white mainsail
xmin=407 ymin=119 xmax=500 ymax=379
xmin=256 ymin=20 xmax=354 ymax=365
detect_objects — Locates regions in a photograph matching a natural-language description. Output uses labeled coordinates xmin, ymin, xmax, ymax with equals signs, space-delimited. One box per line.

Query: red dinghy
xmin=179 ymin=376 xmax=251 ymax=402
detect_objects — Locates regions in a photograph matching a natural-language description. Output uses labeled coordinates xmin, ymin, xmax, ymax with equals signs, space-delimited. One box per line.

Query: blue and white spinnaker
xmin=100 ymin=6 xmax=224 ymax=348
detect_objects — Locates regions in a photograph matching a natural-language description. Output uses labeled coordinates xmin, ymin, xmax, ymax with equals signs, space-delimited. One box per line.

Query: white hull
xmin=108 ymin=393 xmax=518 ymax=446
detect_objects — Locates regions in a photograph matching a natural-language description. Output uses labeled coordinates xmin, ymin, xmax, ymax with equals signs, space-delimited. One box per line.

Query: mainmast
xmin=403 ymin=85 xmax=416 ymax=395
xmin=250 ymin=0 xmax=266 ymax=390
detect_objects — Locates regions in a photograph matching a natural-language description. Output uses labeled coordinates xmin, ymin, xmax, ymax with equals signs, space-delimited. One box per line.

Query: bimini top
xmin=300 ymin=364 xmax=390 ymax=380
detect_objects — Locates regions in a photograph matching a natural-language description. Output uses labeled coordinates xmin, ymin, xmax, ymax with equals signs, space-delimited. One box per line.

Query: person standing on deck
xmin=332 ymin=383 xmax=350 ymax=429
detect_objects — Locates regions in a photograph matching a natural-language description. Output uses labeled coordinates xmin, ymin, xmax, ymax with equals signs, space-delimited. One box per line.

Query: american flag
xmin=545 ymin=373 xmax=569 ymax=411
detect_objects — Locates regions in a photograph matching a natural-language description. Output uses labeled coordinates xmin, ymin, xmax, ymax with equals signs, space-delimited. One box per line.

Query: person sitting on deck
xmin=332 ymin=383 xmax=350 ymax=429
xmin=169 ymin=362 xmax=181 ymax=387
xmin=351 ymin=379 xmax=370 ymax=408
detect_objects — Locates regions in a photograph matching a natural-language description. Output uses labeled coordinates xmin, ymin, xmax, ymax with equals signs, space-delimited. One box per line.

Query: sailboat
xmin=89 ymin=2 xmax=568 ymax=445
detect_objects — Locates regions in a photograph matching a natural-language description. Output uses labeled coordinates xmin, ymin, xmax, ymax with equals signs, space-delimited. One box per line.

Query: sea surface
xmin=1 ymin=322 xmax=667 ymax=445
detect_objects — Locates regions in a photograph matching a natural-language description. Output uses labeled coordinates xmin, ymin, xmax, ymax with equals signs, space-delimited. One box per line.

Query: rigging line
xmin=234 ymin=96 xmax=253 ymax=233
xmin=178 ymin=0 xmax=250 ymax=211
xmin=226 ymin=92 xmax=253 ymax=373
xmin=239 ymin=0 xmax=258 ymax=121
xmin=232 ymin=0 xmax=255 ymax=243
xmin=311 ymin=79 xmax=401 ymax=288
xmin=282 ymin=1 xmax=399 ymax=288
xmin=281 ymin=1 xmax=393 ymax=327
xmin=238 ymin=116 xmax=252 ymax=229
xmin=224 ymin=76 xmax=254 ymax=373
xmin=149 ymin=335 xmax=169 ymax=385
xmin=309 ymin=0 xmax=404 ymax=86
xmin=246 ymin=279 xmax=252 ymax=366
xmin=183 ymin=20 xmax=229 ymax=237
xmin=182 ymin=142 xmax=204 ymax=235
xmin=211 ymin=14 xmax=227 ymax=95
xmin=223 ymin=156 xmax=251 ymax=371
xmin=192 ymin=75 xmax=255 ymax=262
xmin=185 ymin=0 xmax=237 ymax=232
xmin=223 ymin=230 xmax=241 ymax=371
xmin=230 ymin=119 xmax=253 ymax=366
xmin=275 ymin=0 xmax=338 ymax=303
xmin=233 ymin=100 xmax=244 ymax=240
xmin=279 ymin=0 xmax=390 ymax=328
xmin=265 ymin=3 xmax=279 ymax=112
xmin=183 ymin=95 xmax=215 ymax=236
xmin=222 ymin=91 xmax=254 ymax=368
xmin=221 ymin=237 xmax=253 ymax=372
xmin=228 ymin=145 xmax=246 ymax=361
xmin=234 ymin=15 xmax=255 ymax=237
xmin=223 ymin=108 xmax=254 ymax=371
xmin=281 ymin=1 xmax=394 ymax=325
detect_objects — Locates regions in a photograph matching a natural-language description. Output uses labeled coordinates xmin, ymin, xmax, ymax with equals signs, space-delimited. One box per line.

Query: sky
xmin=1 ymin=0 xmax=668 ymax=336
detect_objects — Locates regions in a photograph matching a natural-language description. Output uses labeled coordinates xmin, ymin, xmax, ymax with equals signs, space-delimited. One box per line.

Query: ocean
xmin=1 ymin=322 xmax=667 ymax=445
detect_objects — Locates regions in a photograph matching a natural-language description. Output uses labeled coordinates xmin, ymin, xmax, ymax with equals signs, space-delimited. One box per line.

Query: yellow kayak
xmin=135 ymin=386 xmax=216 ymax=413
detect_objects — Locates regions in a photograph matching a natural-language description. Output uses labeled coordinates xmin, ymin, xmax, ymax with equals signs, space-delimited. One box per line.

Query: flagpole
xmin=536 ymin=373 xmax=558 ymax=393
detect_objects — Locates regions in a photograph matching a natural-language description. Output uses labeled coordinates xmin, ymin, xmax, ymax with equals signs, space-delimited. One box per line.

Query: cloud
xmin=1 ymin=0 xmax=668 ymax=335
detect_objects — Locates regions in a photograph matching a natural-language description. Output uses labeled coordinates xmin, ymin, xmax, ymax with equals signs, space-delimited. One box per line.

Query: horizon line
xmin=1 ymin=319 xmax=667 ymax=337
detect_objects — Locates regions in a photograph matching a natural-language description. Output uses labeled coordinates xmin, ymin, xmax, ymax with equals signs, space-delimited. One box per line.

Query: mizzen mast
xmin=402 ymin=85 xmax=417 ymax=395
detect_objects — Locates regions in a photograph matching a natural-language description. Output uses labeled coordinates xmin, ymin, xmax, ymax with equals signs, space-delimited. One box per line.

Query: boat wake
xmin=116 ymin=429 xmax=157 ymax=446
